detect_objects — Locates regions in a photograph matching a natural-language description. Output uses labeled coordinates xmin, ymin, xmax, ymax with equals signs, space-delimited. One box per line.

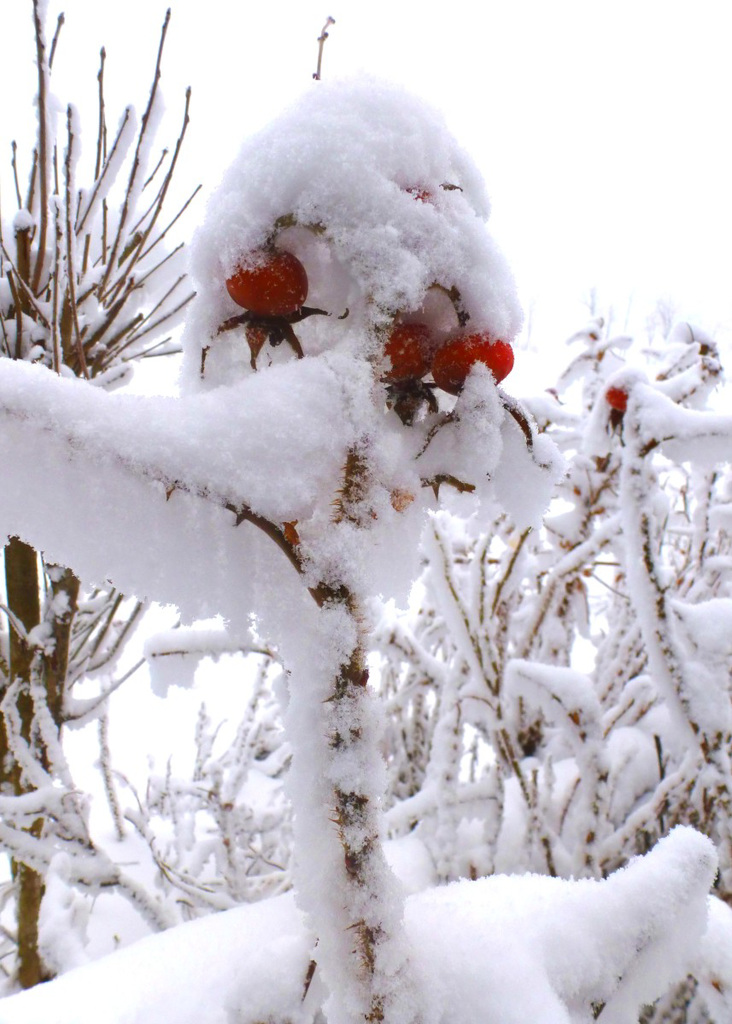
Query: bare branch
xmin=31 ymin=0 xmax=50 ymax=294
xmin=48 ymin=12 xmax=65 ymax=69
xmin=98 ymin=9 xmax=172 ymax=296
xmin=313 ymin=16 xmax=335 ymax=81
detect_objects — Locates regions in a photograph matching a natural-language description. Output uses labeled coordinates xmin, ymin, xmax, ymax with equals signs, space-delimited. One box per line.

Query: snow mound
xmin=0 ymin=827 xmax=716 ymax=1024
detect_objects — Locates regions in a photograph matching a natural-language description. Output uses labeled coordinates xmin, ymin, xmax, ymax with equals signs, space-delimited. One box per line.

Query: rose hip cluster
xmin=223 ymin=245 xmax=515 ymax=423
xmin=384 ymin=323 xmax=514 ymax=392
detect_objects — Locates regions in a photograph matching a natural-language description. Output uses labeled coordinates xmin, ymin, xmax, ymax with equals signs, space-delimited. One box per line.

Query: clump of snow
xmin=671 ymin=598 xmax=732 ymax=658
xmin=182 ymin=77 xmax=522 ymax=390
xmin=0 ymin=827 xmax=716 ymax=1024
xmin=144 ymin=624 xmax=244 ymax=696
xmin=12 ymin=209 xmax=35 ymax=232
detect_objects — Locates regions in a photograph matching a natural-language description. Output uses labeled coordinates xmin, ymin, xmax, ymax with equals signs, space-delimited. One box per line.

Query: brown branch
xmin=491 ymin=528 xmax=530 ymax=617
xmin=313 ymin=17 xmax=335 ymax=80
xmin=421 ymin=474 xmax=475 ymax=499
xmin=76 ymin=107 xmax=133 ymax=236
xmin=11 ymin=142 xmax=23 ymax=209
xmin=64 ymin=107 xmax=88 ymax=378
xmin=124 ymin=337 xmax=180 ymax=361
xmin=25 ymin=148 xmax=38 ymax=215
xmin=0 ymin=244 xmax=50 ymax=328
xmin=51 ymin=198 xmax=62 ymax=372
xmin=92 ymin=313 xmax=145 ymax=372
xmin=0 ymin=310 xmax=11 ymax=358
xmin=125 ymin=274 xmax=187 ymax=338
xmin=124 ymin=152 xmax=170 ymax=237
xmin=140 ymin=148 xmax=169 ymax=194
xmin=224 ymin=503 xmax=305 ymax=581
xmin=106 ymin=83 xmax=192 ymax=304
xmin=95 ymin=47 xmax=107 ymax=178
xmin=80 ymin=277 xmax=137 ymax=354
xmin=6 ymin=270 xmax=24 ymax=358
xmin=136 ymin=182 xmax=201 ymax=263
xmin=31 ymin=0 xmax=50 ymax=294
xmin=48 ymin=13 xmax=64 ymax=70
xmin=119 ymin=289 xmax=193 ymax=348
xmin=132 ymin=241 xmax=184 ymax=291
xmin=98 ymin=9 xmax=171 ymax=296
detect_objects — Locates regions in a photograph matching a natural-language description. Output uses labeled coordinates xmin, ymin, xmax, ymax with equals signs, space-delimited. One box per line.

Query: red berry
xmin=384 ymin=323 xmax=432 ymax=382
xmin=605 ymin=386 xmax=628 ymax=412
xmin=432 ymin=333 xmax=514 ymax=394
xmin=226 ymin=249 xmax=308 ymax=316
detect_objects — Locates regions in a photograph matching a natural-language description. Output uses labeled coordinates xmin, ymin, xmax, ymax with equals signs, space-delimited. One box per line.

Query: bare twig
xmin=313 ymin=16 xmax=335 ymax=80
xmin=31 ymin=0 xmax=50 ymax=293
xmin=51 ymin=197 xmax=62 ymax=371
xmin=76 ymin=107 xmax=133 ymax=236
xmin=10 ymin=142 xmax=23 ymax=209
xmin=0 ymin=243 xmax=51 ymax=328
xmin=48 ymin=13 xmax=65 ymax=70
xmin=137 ymin=182 xmax=201 ymax=262
xmin=98 ymin=9 xmax=171 ymax=296
xmin=95 ymin=47 xmax=108 ymax=179
xmin=64 ymin=106 xmax=88 ymax=377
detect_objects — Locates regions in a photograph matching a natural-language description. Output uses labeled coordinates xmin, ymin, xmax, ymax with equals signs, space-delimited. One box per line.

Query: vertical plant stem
xmin=3 ymin=538 xmax=46 ymax=988
xmin=30 ymin=0 xmax=49 ymax=295
xmin=287 ymin=586 xmax=419 ymax=1024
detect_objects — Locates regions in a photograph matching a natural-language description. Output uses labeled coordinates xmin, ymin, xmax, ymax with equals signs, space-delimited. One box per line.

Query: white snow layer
xmin=182 ymin=77 xmax=523 ymax=389
xmin=0 ymin=828 xmax=717 ymax=1024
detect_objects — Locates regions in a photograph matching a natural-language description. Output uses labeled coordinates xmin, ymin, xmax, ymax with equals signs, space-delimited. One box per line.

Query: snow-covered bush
xmin=0 ymin=44 xmax=724 ymax=1024
xmin=375 ymin=315 xmax=732 ymax=1020
xmin=129 ymin=645 xmax=294 ymax=912
xmin=0 ymin=1 xmax=193 ymax=987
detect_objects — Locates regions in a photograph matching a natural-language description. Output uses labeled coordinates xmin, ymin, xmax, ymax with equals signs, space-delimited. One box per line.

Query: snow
xmin=3 ymin=49 xmax=730 ymax=1024
xmin=0 ymin=893 xmax=309 ymax=1024
xmin=671 ymin=597 xmax=732 ymax=658
xmin=182 ymin=77 xmax=522 ymax=392
xmin=0 ymin=827 xmax=716 ymax=1024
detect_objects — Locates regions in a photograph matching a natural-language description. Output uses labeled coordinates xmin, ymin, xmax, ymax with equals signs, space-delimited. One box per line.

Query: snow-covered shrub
xmin=129 ymin=649 xmax=293 ymax=912
xmin=375 ymin=315 xmax=732 ymax=1020
xmin=0 ymin=1 xmax=194 ymax=987
xmin=0 ymin=49 xmax=722 ymax=1024
xmin=0 ymin=826 xmax=721 ymax=1024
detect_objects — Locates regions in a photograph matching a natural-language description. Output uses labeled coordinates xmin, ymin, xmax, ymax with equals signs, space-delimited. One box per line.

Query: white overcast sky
xmin=3 ymin=0 xmax=732 ymax=368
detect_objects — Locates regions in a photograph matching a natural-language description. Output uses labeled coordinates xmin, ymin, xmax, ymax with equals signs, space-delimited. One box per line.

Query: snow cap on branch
xmin=183 ymin=76 xmax=523 ymax=387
